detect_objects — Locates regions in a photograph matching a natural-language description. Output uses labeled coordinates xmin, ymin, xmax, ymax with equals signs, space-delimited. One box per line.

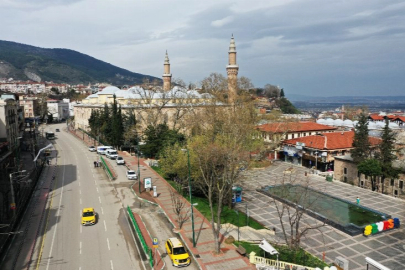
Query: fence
xmin=249 ymin=252 xmax=318 ymax=270
xmin=126 ymin=206 xmax=153 ymax=267
xmin=100 ymin=156 xmax=115 ymax=180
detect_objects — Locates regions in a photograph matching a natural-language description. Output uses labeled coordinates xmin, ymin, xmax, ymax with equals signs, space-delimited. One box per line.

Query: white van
xmin=105 ymin=149 xmax=118 ymax=160
xmin=97 ymin=146 xmax=113 ymax=155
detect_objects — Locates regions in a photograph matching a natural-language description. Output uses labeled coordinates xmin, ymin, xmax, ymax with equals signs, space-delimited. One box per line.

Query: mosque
xmin=73 ymin=35 xmax=240 ymax=132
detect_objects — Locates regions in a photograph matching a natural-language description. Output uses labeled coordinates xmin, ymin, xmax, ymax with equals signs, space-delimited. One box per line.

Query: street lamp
xmin=9 ymin=170 xmax=27 ymax=218
xmin=234 ymin=210 xmax=240 ymax=242
xmin=137 ymin=144 xmax=141 ymax=194
xmin=181 ymin=148 xmax=196 ymax=247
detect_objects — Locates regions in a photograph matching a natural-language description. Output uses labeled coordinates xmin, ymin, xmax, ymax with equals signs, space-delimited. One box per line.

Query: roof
xmin=368 ymin=114 xmax=384 ymax=121
xmin=283 ymin=131 xmax=381 ymax=150
xmin=168 ymin=238 xmax=183 ymax=247
xmin=83 ymin=208 xmax=94 ymax=212
xmin=257 ymin=122 xmax=337 ymax=133
xmin=393 ymin=116 xmax=405 ymax=122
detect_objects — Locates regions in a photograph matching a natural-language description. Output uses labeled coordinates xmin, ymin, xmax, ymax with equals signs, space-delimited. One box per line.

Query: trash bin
xmin=326 ymin=175 xmax=333 ymax=182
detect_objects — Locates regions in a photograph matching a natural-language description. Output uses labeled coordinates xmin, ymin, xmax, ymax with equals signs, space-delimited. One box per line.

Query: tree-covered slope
xmin=0 ymin=40 xmax=160 ymax=85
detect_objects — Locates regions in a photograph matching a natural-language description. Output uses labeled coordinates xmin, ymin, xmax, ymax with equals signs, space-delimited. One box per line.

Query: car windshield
xmin=109 ymin=151 xmax=117 ymax=154
xmin=127 ymin=171 xmax=135 ymax=175
xmin=83 ymin=211 xmax=94 ymax=217
xmin=173 ymin=247 xmax=187 ymax=255
xmin=117 ymin=157 xmax=123 ymax=160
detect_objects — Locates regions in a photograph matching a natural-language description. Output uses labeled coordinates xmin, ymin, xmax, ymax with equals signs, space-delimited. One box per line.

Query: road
xmin=35 ymin=124 xmax=142 ymax=270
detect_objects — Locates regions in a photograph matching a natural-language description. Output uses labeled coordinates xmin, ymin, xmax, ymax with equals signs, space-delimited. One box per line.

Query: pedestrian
xmin=97 ymin=161 xmax=100 ymax=167
xmin=94 ymin=161 xmax=97 ymax=168
xmin=356 ymin=197 xmax=360 ymax=205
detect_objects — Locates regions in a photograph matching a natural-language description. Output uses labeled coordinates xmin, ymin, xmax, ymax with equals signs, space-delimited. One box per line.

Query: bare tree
xmin=267 ymin=172 xmax=327 ymax=250
xmin=170 ymin=189 xmax=191 ymax=229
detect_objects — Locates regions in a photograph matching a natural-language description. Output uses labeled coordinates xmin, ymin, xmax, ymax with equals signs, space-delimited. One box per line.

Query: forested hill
xmin=0 ymin=40 xmax=160 ymax=85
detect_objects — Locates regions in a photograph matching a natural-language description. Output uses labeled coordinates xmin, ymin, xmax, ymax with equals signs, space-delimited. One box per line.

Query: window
xmin=303 ymin=133 xmax=306 ymax=136
xmin=361 ymin=181 xmax=364 ymax=187
xmin=394 ymin=190 xmax=398 ymax=196
xmin=400 ymin=181 xmax=404 ymax=190
xmin=291 ymin=134 xmax=295 ymax=139
xmin=391 ymin=179 xmax=395 ymax=186
xmin=344 ymin=168 xmax=347 ymax=174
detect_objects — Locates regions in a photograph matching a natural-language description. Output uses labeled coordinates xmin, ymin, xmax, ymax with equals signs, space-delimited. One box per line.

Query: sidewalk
xmin=121 ymin=152 xmax=254 ymax=270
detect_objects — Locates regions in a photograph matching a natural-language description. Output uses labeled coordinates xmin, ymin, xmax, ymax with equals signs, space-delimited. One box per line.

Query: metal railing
xmin=249 ymin=252 xmax=318 ymax=270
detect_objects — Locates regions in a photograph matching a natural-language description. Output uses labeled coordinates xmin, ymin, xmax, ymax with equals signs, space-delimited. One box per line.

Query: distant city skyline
xmin=1 ymin=0 xmax=404 ymax=97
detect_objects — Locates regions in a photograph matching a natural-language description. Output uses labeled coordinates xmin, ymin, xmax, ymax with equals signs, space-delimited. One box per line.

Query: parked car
xmin=126 ymin=170 xmax=137 ymax=180
xmin=165 ymin=238 xmax=191 ymax=267
xmin=106 ymin=149 xmax=118 ymax=159
xmin=116 ymin=156 xmax=125 ymax=165
xmin=55 ymin=128 xmax=60 ymax=132
xmin=97 ymin=146 xmax=113 ymax=155
xmin=88 ymin=146 xmax=96 ymax=152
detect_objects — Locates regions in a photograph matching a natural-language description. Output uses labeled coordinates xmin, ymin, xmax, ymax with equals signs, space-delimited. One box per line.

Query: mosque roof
xmin=257 ymin=122 xmax=337 ymax=133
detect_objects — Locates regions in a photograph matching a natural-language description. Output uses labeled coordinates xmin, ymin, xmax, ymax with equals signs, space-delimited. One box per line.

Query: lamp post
xmin=137 ymin=144 xmax=141 ymax=194
xmin=9 ymin=170 xmax=27 ymax=218
xmin=234 ymin=210 xmax=240 ymax=242
xmin=182 ymin=149 xmax=196 ymax=247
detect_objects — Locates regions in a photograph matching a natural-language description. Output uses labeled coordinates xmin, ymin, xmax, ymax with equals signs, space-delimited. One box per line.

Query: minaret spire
xmin=226 ymin=35 xmax=239 ymax=102
xmin=163 ymin=50 xmax=172 ymax=91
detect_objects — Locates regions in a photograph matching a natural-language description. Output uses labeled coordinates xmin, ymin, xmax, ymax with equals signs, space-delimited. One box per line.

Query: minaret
xmin=226 ymin=34 xmax=239 ymax=103
xmin=163 ymin=51 xmax=172 ymax=91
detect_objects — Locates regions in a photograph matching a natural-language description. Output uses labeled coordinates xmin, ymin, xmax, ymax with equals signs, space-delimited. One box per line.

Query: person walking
xmin=94 ymin=161 xmax=97 ymax=168
xmin=356 ymin=197 xmax=360 ymax=205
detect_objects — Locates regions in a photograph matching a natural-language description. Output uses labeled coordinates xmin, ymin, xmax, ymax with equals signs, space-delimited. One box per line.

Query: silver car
xmin=116 ymin=156 xmax=125 ymax=165
xmin=126 ymin=170 xmax=137 ymax=180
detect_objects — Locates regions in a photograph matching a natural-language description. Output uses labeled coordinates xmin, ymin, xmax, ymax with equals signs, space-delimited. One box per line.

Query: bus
xmin=46 ymin=131 xmax=55 ymax=140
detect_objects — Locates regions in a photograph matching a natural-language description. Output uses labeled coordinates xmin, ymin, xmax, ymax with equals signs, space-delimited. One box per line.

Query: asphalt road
xmin=35 ymin=124 xmax=142 ymax=270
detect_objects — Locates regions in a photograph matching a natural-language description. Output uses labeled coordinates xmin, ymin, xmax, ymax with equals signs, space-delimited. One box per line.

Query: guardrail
xmin=100 ymin=156 xmax=115 ymax=180
xmin=249 ymin=252 xmax=318 ymax=270
xmin=126 ymin=206 xmax=153 ymax=267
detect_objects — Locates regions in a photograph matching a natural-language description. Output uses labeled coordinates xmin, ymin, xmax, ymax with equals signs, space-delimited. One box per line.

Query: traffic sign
xmin=152 ymin=237 xmax=158 ymax=248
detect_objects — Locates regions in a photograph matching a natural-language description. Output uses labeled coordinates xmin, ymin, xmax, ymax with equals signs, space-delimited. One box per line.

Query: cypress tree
xmin=352 ymin=113 xmax=370 ymax=163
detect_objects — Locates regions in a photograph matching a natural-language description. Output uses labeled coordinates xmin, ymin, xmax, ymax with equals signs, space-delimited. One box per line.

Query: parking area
xmin=237 ymin=161 xmax=405 ymax=270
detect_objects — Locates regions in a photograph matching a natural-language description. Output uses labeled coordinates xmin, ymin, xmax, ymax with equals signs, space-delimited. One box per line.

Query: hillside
xmin=0 ymin=40 xmax=160 ymax=85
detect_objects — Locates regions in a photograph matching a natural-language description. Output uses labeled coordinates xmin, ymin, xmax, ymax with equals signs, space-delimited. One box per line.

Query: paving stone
xmin=377 ymin=246 xmax=403 ymax=257
xmin=363 ymin=250 xmax=388 ymax=261
xmin=340 ymin=238 xmax=355 ymax=246
xmin=362 ymin=239 xmax=385 ymax=249
xmin=334 ymin=247 xmax=357 ymax=257
xmin=375 ymin=235 xmax=398 ymax=245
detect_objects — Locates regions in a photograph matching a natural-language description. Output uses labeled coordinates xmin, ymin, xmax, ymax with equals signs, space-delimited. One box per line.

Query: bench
xmin=236 ymin=245 xmax=246 ymax=256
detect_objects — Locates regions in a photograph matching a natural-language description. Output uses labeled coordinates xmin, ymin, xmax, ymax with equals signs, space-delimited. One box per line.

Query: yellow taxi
xmin=81 ymin=208 xmax=96 ymax=226
xmin=165 ymin=238 xmax=191 ymax=267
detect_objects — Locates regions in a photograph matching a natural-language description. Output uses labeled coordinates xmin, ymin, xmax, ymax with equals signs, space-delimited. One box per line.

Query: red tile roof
xmin=257 ymin=122 xmax=336 ymax=133
xmin=283 ymin=131 xmax=381 ymax=150
xmin=369 ymin=114 xmax=384 ymax=120
xmin=393 ymin=116 xmax=405 ymax=122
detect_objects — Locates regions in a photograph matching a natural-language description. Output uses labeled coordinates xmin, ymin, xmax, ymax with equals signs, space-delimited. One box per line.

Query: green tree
xmin=376 ymin=119 xmax=399 ymax=193
xmin=50 ymin=87 xmax=60 ymax=95
xmin=351 ymin=113 xmax=370 ymax=164
xmin=100 ymin=103 xmax=112 ymax=143
xmin=276 ymin=97 xmax=300 ymax=114
xmin=110 ymin=95 xmax=124 ymax=148
xmin=280 ymin=88 xmax=285 ymax=97
xmin=358 ymin=159 xmax=382 ymax=191
xmin=141 ymin=123 xmax=185 ymax=158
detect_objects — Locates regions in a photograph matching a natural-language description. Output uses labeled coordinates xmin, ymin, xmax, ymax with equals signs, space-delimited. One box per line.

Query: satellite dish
xmin=259 ymin=239 xmax=278 ymax=255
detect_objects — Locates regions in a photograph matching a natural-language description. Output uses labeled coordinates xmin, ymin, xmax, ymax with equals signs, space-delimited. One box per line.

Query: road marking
xmin=96 ymin=187 xmax=99 ymax=193
xmin=79 ymin=182 xmax=81 ymax=187
xmin=107 ymin=238 xmax=110 ymax=250
xmin=79 ymin=189 xmax=81 ymax=195
xmin=104 ymin=220 xmax=107 ymax=231
xmin=110 ymin=260 xmax=114 ymax=270
xmin=99 ymin=196 xmax=101 ymax=203
xmin=101 ymin=207 xmax=104 ymax=214
xmin=80 ymin=241 xmax=82 ymax=254
xmin=94 ymin=179 xmax=97 ymax=185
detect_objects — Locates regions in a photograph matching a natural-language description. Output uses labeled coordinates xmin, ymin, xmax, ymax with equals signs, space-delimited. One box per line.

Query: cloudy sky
xmin=1 ymin=0 xmax=404 ymax=97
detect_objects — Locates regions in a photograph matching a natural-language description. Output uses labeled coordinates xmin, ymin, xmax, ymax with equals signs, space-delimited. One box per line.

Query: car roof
xmin=117 ymin=156 xmax=123 ymax=159
xmin=127 ymin=170 xmax=135 ymax=173
xmin=83 ymin=207 xmax=94 ymax=212
xmin=168 ymin=238 xmax=184 ymax=248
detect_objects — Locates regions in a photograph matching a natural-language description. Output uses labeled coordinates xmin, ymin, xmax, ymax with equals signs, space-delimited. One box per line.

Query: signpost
xmin=144 ymin=177 xmax=152 ymax=191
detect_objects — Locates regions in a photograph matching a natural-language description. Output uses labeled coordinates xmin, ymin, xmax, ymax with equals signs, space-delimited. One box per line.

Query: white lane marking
xmin=98 ymin=196 xmax=101 ymax=203
xmin=107 ymin=238 xmax=110 ymax=250
xmin=79 ymin=241 xmax=82 ymax=254
xmin=104 ymin=220 xmax=107 ymax=231
xmin=79 ymin=182 xmax=81 ymax=187
xmin=46 ymin=164 xmax=66 ymax=270
xmin=79 ymin=267 xmax=81 ymax=270
xmin=96 ymin=187 xmax=99 ymax=193
xmin=94 ymin=179 xmax=97 ymax=185
xmin=101 ymin=207 xmax=104 ymax=214
xmin=110 ymin=260 xmax=114 ymax=270
xmin=79 ymin=190 xmax=81 ymax=195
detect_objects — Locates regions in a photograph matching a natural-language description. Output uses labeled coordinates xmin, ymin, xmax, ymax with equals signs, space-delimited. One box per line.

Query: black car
xmin=56 ymin=129 xmax=60 ymax=132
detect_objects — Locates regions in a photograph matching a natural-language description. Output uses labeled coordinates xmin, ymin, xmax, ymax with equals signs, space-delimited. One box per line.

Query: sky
xmin=1 ymin=0 xmax=405 ymax=97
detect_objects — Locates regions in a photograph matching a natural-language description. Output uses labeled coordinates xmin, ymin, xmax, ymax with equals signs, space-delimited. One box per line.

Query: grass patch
xmin=152 ymin=167 xmax=266 ymax=230
xmin=234 ymin=241 xmax=329 ymax=268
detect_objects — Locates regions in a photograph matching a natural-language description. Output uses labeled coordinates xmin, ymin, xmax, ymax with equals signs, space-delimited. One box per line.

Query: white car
xmin=88 ymin=146 xmax=96 ymax=152
xmin=116 ymin=156 xmax=125 ymax=165
xmin=126 ymin=170 xmax=137 ymax=180
xmin=105 ymin=149 xmax=118 ymax=160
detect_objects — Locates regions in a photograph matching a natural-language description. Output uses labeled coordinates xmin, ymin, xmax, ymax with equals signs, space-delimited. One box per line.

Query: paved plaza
xmin=236 ymin=161 xmax=405 ymax=270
